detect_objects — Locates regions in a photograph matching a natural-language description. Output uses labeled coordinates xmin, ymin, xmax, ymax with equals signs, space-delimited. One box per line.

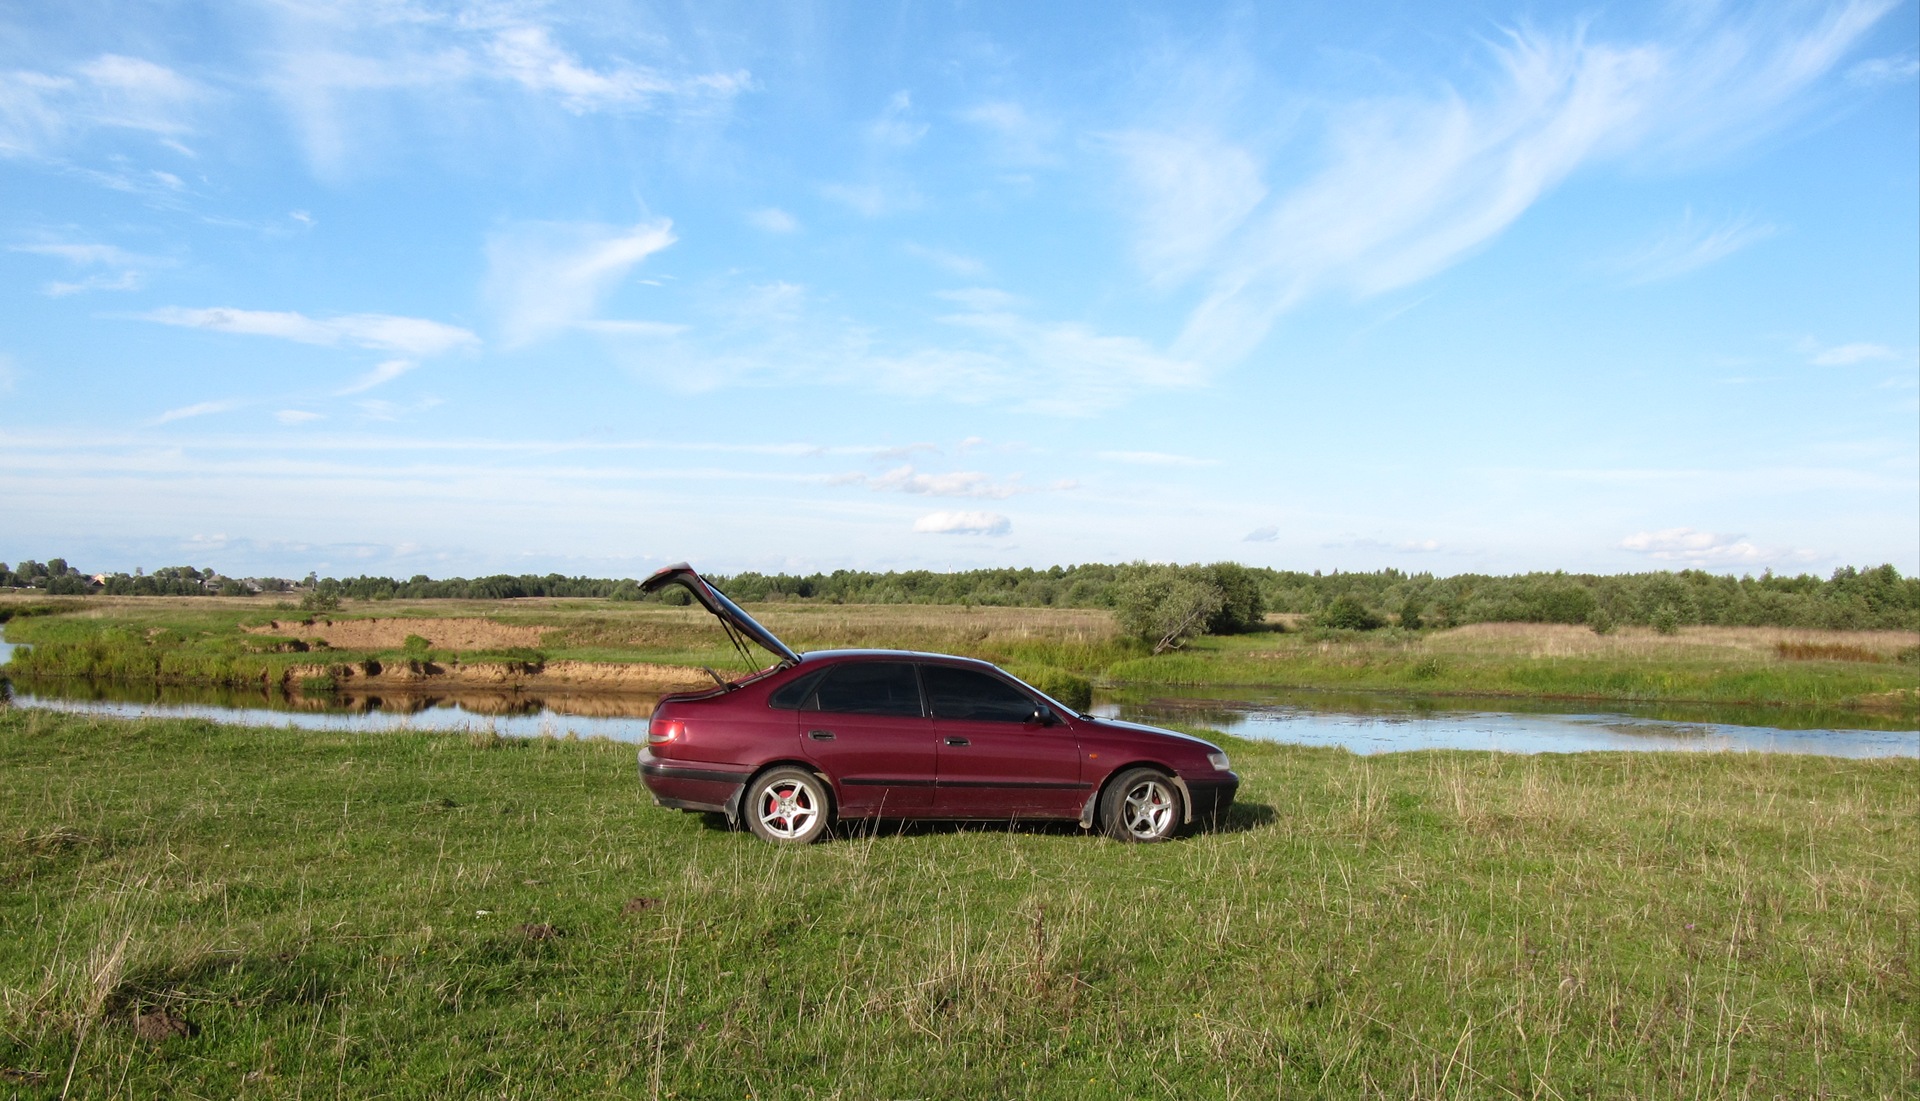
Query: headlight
xmin=1207 ymin=751 xmax=1230 ymax=771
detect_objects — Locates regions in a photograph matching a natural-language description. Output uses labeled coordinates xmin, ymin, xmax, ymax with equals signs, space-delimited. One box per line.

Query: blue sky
xmin=3 ymin=1 xmax=1916 ymax=580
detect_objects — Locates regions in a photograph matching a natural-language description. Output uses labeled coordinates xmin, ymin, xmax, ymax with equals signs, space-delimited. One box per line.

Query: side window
xmin=766 ymin=669 xmax=827 ymax=711
xmin=811 ymin=662 xmax=924 ymax=717
xmin=921 ymin=665 xmax=1039 ymax=723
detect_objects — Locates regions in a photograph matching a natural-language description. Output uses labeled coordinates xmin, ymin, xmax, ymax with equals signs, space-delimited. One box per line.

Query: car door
xmin=922 ymin=664 xmax=1085 ymax=819
xmin=796 ymin=661 xmax=935 ymax=816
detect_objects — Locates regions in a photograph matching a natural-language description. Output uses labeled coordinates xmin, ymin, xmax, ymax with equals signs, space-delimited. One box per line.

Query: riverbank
xmin=3 ymin=594 xmax=1916 ymax=715
xmin=1 ymin=708 xmax=1912 ymax=1097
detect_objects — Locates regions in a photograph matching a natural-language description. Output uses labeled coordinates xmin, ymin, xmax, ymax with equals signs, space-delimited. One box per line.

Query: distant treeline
xmin=4 ymin=557 xmax=1916 ymax=631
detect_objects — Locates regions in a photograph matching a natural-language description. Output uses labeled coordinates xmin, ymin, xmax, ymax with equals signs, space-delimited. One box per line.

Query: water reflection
xmin=1100 ymin=690 xmax=1918 ymax=759
xmin=4 ymin=672 xmax=1913 ymax=758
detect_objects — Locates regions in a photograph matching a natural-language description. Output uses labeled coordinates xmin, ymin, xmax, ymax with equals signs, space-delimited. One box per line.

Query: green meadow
xmin=3 ymin=595 xmax=1917 ymax=717
xmin=1 ymin=708 xmax=1914 ymax=1099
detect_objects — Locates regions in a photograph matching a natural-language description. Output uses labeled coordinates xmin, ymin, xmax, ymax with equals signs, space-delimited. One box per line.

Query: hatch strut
xmin=710 ymin=589 xmax=760 ymax=679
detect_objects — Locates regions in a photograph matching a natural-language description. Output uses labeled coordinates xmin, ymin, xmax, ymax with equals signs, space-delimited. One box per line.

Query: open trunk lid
xmin=640 ymin=563 xmax=801 ymax=668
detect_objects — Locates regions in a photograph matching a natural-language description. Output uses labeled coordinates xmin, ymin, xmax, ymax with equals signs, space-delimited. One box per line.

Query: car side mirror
xmin=1029 ymin=704 xmax=1058 ymax=727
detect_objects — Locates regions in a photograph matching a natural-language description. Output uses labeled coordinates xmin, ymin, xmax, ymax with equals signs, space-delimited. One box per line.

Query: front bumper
xmin=637 ymin=748 xmax=751 ymax=817
xmin=1182 ymin=773 xmax=1239 ymax=826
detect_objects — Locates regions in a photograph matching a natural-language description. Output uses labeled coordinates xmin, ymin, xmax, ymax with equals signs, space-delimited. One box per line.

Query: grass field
xmin=3 ymin=594 xmax=1917 ymax=715
xmin=1 ymin=708 xmax=1914 ymax=1098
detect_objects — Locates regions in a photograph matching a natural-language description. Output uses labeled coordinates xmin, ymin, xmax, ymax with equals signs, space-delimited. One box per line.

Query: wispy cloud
xmin=335 ymin=359 xmax=419 ymax=395
xmin=834 ymin=465 xmax=1024 ymax=499
xmin=1615 ymin=209 xmax=1776 ymax=283
xmin=151 ymin=399 xmax=242 ymax=425
xmin=868 ymin=91 xmax=928 ymax=148
xmin=260 ymin=8 xmax=749 ymax=176
xmin=1805 ymin=340 xmax=1899 ymax=366
xmin=275 ymin=409 xmax=324 ymax=425
xmin=1096 ymin=450 xmax=1216 ymax=468
xmin=0 ymin=54 xmax=203 ymax=159
xmin=484 ymin=219 xmax=677 ymax=347
xmin=14 ymin=240 xmax=169 ymax=295
xmin=1847 ymin=54 xmax=1919 ymax=85
xmin=1117 ymin=5 xmax=1893 ymax=364
xmin=1620 ymin=527 xmax=1768 ymax=563
xmin=1243 ymin=526 xmax=1279 ymax=543
xmin=912 ymin=511 xmax=1010 ymax=536
xmin=140 ymin=307 xmax=480 ymax=357
xmin=747 ymin=207 xmax=798 ymax=233
xmin=958 ymin=100 xmax=1058 ymax=166
xmin=904 ymin=242 xmax=987 ymax=277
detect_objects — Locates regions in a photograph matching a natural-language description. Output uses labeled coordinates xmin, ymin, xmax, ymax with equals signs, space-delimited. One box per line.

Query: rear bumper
xmin=638 ymin=748 xmax=751 ymax=817
xmin=1183 ymin=774 xmax=1239 ymax=826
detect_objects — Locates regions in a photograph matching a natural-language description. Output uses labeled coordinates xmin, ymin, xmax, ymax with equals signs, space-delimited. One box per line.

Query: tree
xmin=1202 ymin=562 xmax=1266 ymax=633
xmin=1319 ymin=594 xmax=1384 ymax=631
xmin=1115 ymin=565 xmax=1225 ymax=654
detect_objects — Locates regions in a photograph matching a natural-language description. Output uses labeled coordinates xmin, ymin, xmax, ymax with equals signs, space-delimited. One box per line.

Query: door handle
xmin=944 ymin=736 xmax=970 ymax=747
xmin=808 ymin=729 xmax=835 ymax=741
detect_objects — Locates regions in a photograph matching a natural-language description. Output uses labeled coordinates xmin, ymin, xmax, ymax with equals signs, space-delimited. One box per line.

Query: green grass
xmin=1 ymin=708 xmax=1914 ymax=1098
xmin=5 ymin=596 xmax=1917 ymax=715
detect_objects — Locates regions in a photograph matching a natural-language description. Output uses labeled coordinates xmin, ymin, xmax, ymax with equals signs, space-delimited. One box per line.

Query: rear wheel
xmin=1099 ymin=768 xmax=1182 ymax=842
xmin=745 ymin=767 xmax=832 ymax=844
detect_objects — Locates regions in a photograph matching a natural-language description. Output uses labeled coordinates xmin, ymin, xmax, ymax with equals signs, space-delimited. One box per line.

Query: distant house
xmin=89 ymin=574 xmax=108 ymax=586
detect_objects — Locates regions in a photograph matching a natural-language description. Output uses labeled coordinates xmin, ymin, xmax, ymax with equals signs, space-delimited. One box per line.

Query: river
xmin=3 ymin=625 xmax=1912 ymax=757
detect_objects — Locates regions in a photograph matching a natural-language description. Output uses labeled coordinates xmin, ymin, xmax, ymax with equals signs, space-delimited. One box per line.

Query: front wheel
xmin=744 ymin=767 xmax=832 ymax=844
xmin=1099 ymin=768 xmax=1182 ymax=842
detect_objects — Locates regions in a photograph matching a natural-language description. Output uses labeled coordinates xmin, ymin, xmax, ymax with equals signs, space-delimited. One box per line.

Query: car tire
xmin=1098 ymin=767 xmax=1182 ymax=842
xmin=744 ymin=767 xmax=833 ymax=845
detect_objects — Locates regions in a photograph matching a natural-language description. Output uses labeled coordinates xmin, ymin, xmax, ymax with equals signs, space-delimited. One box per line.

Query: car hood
xmin=1078 ymin=716 xmax=1223 ymax=753
xmin=640 ymin=563 xmax=801 ymax=668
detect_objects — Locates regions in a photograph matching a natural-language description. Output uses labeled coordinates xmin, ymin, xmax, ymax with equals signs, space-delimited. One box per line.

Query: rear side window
xmin=767 ymin=669 xmax=828 ymax=711
xmin=811 ymin=662 xmax=923 ymax=717
xmin=921 ymin=665 xmax=1039 ymax=723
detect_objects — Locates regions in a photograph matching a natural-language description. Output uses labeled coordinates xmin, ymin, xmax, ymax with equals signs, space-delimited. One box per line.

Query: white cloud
xmin=259 ymin=11 xmax=750 ymax=175
xmin=1243 ymin=526 xmax=1279 ymax=543
xmin=912 ymin=511 xmax=1011 ymax=536
xmin=1620 ymin=527 xmax=1762 ymax=562
xmin=868 ymin=91 xmax=928 ymax=147
xmin=151 ymin=399 xmax=242 ymax=425
xmin=1615 ymin=209 xmax=1776 ymax=283
xmin=140 ymin=307 xmax=480 ymax=357
xmin=276 ymin=409 xmax=325 ymax=424
xmin=335 ymin=359 xmax=419 ymax=395
xmin=483 ymin=25 xmax=749 ymax=114
xmin=0 ymin=54 xmax=202 ymax=159
xmin=1119 ymin=6 xmax=1893 ymax=364
xmin=904 ymin=242 xmax=987 ymax=277
xmin=1809 ymin=341 xmax=1898 ymax=366
xmin=14 ymin=240 xmax=169 ymax=296
xmin=1096 ymin=450 xmax=1217 ymax=468
xmin=747 ymin=207 xmax=798 ymax=233
xmin=959 ymin=100 xmax=1058 ymax=166
xmin=485 ymin=219 xmax=677 ymax=347
xmin=839 ymin=465 xmax=1023 ymax=499
xmin=1847 ymin=54 xmax=1919 ymax=85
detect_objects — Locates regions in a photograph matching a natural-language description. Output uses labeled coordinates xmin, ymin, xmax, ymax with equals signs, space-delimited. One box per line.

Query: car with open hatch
xmin=635 ymin=564 xmax=1238 ymax=844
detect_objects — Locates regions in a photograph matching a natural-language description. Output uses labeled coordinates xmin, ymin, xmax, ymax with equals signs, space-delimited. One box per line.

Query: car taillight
xmin=647 ymin=718 xmax=684 ymax=745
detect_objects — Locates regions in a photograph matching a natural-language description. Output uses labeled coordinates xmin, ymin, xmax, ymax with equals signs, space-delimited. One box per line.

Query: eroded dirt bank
xmin=248 ymin=617 xmax=548 ymax=650
xmin=283 ymin=657 xmax=709 ymax=696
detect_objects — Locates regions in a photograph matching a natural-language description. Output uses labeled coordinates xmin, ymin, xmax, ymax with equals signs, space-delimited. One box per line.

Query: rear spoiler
xmin=640 ymin=563 xmax=801 ymax=668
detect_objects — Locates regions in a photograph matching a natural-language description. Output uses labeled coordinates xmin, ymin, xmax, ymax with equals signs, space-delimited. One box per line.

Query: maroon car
xmin=636 ymin=564 xmax=1238 ymax=844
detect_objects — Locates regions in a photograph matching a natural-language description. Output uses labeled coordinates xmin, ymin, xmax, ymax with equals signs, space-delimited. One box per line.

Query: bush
xmin=1319 ymin=595 xmax=1384 ymax=631
xmin=1651 ymin=605 xmax=1682 ymax=635
xmin=1587 ymin=607 xmax=1616 ymax=635
xmin=403 ymin=634 xmax=430 ymax=654
xmin=1114 ymin=565 xmax=1224 ymax=654
xmin=1398 ymin=596 xmax=1425 ymax=631
xmin=301 ymin=588 xmax=340 ymax=613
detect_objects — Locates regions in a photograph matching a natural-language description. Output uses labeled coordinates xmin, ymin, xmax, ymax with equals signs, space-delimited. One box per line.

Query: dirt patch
xmin=247 ymin=617 xmax=547 ymax=651
xmin=131 ymin=1009 xmax=196 ymax=1042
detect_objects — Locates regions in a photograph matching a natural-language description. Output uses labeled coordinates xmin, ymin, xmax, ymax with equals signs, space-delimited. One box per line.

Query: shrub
xmin=1587 ymin=607 xmax=1616 ymax=635
xmin=403 ymin=634 xmax=430 ymax=654
xmin=1319 ymin=595 xmax=1384 ymax=631
xmin=1651 ymin=605 xmax=1681 ymax=635
xmin=300 ymin=588 xmax=340 ymax=612
xmin=1398 ymin=596 xmax=1425 ymax=631
xmin=1201 ymin=563 xmax=1266 ymax=634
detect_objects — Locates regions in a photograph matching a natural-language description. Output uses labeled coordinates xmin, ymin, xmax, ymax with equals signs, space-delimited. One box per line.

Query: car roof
xmin=797 ymin=648 xmax=998 ymax=668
